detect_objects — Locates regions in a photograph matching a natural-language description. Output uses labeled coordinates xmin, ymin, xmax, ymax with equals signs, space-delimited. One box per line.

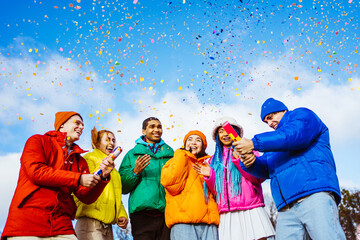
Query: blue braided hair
xmin=204 ymin=126 xmax=242 ymax=203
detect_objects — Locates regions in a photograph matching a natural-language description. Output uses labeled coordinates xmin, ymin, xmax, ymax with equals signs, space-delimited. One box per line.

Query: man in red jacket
xmin=1 ymin=111 xmax=114 ymax=240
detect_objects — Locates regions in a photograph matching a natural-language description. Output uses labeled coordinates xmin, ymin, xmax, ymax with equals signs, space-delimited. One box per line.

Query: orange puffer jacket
xmin=1 ymin=131 xmax=108 ymax=239
xmin=160 ymin=149 xmax=220 ymax=228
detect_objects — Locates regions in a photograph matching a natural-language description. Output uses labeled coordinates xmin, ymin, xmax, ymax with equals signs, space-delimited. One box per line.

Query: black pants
xmin=130 ymin=210 xmax=170 ymax=240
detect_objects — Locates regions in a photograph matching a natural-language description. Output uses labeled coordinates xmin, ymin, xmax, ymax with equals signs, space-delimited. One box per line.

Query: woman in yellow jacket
xmin=75 ymin=127 xmax=128 ymax=240
xmin=161 ymin=130 xmax=220 ymax=240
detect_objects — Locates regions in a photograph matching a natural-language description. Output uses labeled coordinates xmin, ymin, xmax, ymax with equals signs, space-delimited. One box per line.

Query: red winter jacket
xmin=1 ymin=131 xmax=109 ymax=239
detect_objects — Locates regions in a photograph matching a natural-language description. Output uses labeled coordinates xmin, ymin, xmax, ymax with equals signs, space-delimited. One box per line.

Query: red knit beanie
xmin=54 ymin=111 xmax=82 ymax=131
xmin=183 ymin=130 xmax=207 ymax=150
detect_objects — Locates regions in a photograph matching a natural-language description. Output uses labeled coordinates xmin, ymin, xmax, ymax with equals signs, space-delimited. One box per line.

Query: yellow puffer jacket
xmin=160 ymin=149 xmax=220 ymax=228
xmin=75 ymin=148 xmax=128 ymax=224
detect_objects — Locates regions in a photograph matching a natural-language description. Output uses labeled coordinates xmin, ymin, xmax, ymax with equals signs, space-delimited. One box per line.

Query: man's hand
xmin=192 ymin=161 xmax=211 ymax=177
xmin=240 ymin=153 xmax=256 ymax=168
xmin=99 ymin=158 xmax=115 ymax=179
xmin=133 ymin=154 xmax=151 ymax=175
xmin=80 ymin=174 xmax=101 ymax=187
xmin=232 ymin=137 xmax=254 ymax=155
xmin=117 ymin=217 xmax=128 ymax=229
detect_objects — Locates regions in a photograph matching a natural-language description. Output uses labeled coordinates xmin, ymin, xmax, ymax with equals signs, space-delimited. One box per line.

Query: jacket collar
xmin=182 ymin=149 xmax=210 ymax=163
xmin=276 ymin=110 xmax=290 ymax=130
xmin=45 ymin=130 xmax=87 ymax=155
xmin=92 ymin=148 xmax=107 ymax=158
xmin=135 ymin=136 xmax=165 ymax=147
xmin=135 ymin=136 xmax=166 ymax=155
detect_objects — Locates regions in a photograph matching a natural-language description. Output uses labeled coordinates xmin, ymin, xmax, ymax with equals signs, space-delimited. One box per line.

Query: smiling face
xmin=217 ymin=127 xmax=233 ymax=147
xmin=59 ymin=115 xmax=84 ymax=144
xmin=185 ymin=134 xmax=203 ymax=157
xmin=264 ymin=111 xmax=286 ymax=130
xmin=142 ymin=120 xmax=162 ymax=144
xmin=97 ymin=132 xmax=116 ymax=155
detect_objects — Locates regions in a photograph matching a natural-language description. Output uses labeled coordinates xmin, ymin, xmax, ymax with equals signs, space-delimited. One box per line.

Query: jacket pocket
xmin=17 ymin=186 xmax=39 ymax=208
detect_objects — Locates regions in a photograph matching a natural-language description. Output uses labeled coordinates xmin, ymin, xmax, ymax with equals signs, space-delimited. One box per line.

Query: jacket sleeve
xmin=203 ymin=157 xmax=217 ymax=196
xmin=21 ymin=135 xmax=81 ymax=188
xmin=160 ymin=150 xmax=189 ymax=196
xmin=118 ymin=202 xmax=129 ymax=221
xmin=118 ymin=152 xmax=141 ymax=194
xmin=253 ymin=108 xmax=324 ymax=152
xmin=232 ymin=158 xmax=265 ymax=185
xmin=236 ymin=154 xmax=270 ymax=180
xmin=73 ymin=156 xmax=109 ymax=205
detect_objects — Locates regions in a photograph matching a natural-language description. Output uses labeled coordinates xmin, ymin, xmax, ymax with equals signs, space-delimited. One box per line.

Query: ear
xmin=142 ymin=129 xmax=146 ymax=135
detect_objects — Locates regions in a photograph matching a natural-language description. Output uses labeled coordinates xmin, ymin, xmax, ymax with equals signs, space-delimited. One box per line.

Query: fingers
xmin=135 ymin=155 xmax=151 ymax=167
xmin=192 ymin=162 xmax=211 ymax=177
xmin=192 ymin=163 xmax=202 ymax=174
xmin=231 ymin=148 xmax=240 ymax=159
xmin=117 ymin=217 xmax=128 ymax=229
xmin=142 ymin=160 xmax=151 ymax=168
xmin=241 ymin=153 xmax=256 ymax=168
xmin=136 ymin=155 xmax=151 ymax=169
xmin=99 ymin=158 xmax=115 ymax=178
xmin=134 ymin=155 xmax=151 ymax=175
xmin=80 ymin=174 xmax=100 ymax=188
xmin=137 ymin=154 xmax=151 ymax=163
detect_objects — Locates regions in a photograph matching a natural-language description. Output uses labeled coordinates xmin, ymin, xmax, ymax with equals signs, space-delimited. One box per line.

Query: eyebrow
xmin=75 ymin=120 xmax=84 ymax=125
xmin=149 ymin=124 xmax=162 ymax=127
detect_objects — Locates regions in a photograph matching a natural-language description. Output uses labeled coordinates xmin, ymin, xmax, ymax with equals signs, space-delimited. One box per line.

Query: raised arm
xmin=73 ymin=156 xmax=109 ymax=204
xmin=22 ymin=135 xmax=82 ymax=188
xmin=253 ymin=108 xmax=324 ymax=152
xmin=237 ymin=153 xmax=270 ymax=180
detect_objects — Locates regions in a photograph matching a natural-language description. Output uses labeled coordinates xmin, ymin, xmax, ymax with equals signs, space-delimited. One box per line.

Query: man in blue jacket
xmin=233 ymin=98 xmax=345 ymax=240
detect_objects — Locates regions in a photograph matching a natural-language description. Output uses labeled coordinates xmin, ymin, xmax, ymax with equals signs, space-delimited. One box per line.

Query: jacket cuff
xmin=101 ymin=174 xmax=111 ymax=183
xmin=252 ymin=137 xmax=260 ymax=150
xmin=132 ymin=171 xmax=141 ymax=177
xmin=203 ymin=169 xmax=213 ymax=181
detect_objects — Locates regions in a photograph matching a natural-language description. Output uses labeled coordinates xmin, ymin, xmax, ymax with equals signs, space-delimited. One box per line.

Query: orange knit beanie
xmin=183 ymin=130 xmax=207 ymax=149
xmin=54 ymin=111 xmax=82 ymax=131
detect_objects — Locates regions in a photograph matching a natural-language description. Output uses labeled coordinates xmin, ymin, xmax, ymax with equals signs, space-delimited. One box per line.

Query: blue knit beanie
xmin=260 ymin=98 xmax=288 ymax=121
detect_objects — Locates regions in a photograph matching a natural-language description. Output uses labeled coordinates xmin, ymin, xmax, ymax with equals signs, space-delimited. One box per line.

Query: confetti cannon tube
xmin=93 ymin=146 xmax=122 ymax=176
xmin=222 ymin=121 xmax=241 ymax=141
xmin=222 ymin=121 xmax=259 ymax=157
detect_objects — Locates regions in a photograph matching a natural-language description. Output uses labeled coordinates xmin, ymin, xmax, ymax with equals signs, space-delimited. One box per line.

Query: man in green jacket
xmin=119 ymin=117 xmax=174 ymax=240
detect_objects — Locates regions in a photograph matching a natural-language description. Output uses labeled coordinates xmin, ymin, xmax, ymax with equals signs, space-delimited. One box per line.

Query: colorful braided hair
xmin=204 ymin=125 xmax=242 ymax=203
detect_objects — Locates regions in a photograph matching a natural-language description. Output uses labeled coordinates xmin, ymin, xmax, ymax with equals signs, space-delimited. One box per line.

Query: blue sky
xmin=0 ymin=0 xmax=359 ymax=231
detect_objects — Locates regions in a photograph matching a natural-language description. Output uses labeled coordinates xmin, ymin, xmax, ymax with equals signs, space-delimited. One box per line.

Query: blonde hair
xmin=91 ymin=127 xmax=115 ymax=149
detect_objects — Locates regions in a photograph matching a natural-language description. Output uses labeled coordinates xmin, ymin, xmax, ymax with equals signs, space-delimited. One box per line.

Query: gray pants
xmin=75 ymin=217 xmax=113 ymax=240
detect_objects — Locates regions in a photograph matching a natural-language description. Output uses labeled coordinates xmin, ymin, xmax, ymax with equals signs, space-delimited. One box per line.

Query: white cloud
xmin=0 ymin=53 xmax=111 ymax=133
xmin=0 ymin=153 xmax=21 ymax=230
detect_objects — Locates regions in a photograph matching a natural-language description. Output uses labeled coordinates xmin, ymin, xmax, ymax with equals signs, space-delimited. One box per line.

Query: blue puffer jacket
xmin=241 ymin=107 xmax=341 ymax=210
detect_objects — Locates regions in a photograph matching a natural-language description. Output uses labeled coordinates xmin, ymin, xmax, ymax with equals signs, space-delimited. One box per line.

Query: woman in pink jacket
xmin=193 ymin=117 xmax=275 ymax=240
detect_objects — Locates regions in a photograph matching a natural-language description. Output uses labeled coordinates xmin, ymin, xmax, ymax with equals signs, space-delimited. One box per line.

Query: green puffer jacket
xmin=119 ymin=137 xmax=174 ymax=214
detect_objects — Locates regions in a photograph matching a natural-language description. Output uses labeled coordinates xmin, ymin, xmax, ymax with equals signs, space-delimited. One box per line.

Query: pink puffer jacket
xmin=204 ymin=147 xmax=265 ymax=214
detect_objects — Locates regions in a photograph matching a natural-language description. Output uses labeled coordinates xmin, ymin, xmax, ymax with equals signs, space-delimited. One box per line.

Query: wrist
xmin=132 ymin=170 xmax=140 ymax=176
xmin=100 ymin=174 xmax=109 ymax=181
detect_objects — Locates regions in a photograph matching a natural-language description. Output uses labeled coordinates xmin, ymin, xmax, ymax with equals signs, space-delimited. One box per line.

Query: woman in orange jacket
xmin=161 ymin=130 xmax=219 ymax=240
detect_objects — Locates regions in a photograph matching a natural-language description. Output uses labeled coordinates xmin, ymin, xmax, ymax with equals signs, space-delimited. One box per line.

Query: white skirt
xmin=219 ymin=207 xmax=275 ymax=240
